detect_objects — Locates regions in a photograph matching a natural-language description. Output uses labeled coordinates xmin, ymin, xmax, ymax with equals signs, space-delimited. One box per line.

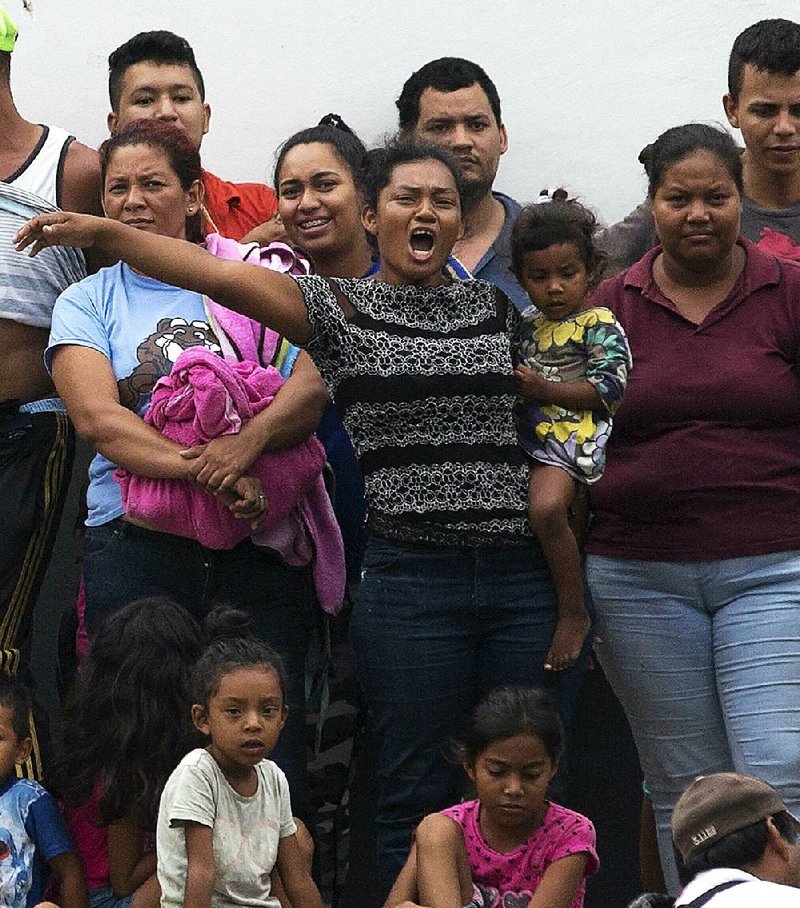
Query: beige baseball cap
xmin=672 ymin=772 xmax=799 ymax=863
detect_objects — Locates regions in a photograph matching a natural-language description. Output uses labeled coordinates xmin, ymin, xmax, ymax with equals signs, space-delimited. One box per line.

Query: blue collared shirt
xmin=473 ymin=191 xmax=530 ymax=312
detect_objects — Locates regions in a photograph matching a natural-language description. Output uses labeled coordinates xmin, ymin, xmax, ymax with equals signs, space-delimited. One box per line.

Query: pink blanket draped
xmin=202 ymin=234 xmax=311 ymax=367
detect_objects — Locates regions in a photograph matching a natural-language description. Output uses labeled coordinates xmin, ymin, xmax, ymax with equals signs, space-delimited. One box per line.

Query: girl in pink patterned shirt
xmin=386 ymin=686 xmax=598 ymax=908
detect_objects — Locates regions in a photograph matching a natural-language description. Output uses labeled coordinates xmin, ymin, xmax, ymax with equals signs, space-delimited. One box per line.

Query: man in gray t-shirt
xmin=602 ymin=18 xmax=800 ymax=274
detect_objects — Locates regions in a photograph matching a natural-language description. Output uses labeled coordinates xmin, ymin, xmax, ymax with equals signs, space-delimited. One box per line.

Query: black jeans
xmin=0 ymin=409 xmax=74 ymax=779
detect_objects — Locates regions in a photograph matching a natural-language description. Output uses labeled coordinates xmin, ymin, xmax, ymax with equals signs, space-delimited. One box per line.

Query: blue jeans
xmin=351 ymin=533 xmax=587 ymax=894
xmin=88 ymin=886 xmax=132 ymax=908
xmin=82 ymin=519 xmax=313 ymax=816
xmin=586 ymin=551 xmax=800 ymax=893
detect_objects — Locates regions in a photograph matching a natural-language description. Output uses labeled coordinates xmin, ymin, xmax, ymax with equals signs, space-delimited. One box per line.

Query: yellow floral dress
xmin=515 ymin=306 xmax=632 ymax=483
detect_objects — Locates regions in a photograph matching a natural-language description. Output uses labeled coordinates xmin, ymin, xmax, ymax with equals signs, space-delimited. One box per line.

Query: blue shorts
xmin=89 ymin=886 xmax=132 ymax=908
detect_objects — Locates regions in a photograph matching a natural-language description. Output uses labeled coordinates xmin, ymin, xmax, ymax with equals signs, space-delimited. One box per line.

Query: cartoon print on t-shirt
xmin=473 ymin=884 xmax=534 ymax=908
xmin=117 ymin=316 xmax=221 ymax=409
xmin=0 ymin=827 xmax=29 ymax=908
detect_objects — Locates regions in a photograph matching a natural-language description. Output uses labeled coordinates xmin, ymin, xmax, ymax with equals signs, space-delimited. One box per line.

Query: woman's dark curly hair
xmin=49 ymin=597 xmax=204 ymax=826
xmin=273 ymin=113 xmax=367 ymax=194
xmin=641 ymin=123 xmax=743 ymax=199
xmin=358 ymin=139 xmax=463 ymax=213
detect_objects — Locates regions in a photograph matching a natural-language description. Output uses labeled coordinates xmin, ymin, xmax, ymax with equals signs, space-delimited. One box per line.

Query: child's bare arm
xmin=275 ymin=832 xmax=325 ymax=908
xmin=414 ymin=814 xmax=473 ymax=908
xmin=271 ymin=817 xmax=314 ymax=908
xmin=383 ymin=841 xmax=422 ymax=907
xmin=107 ymin=808 xmax=156 ymax=896
xmin=527 ymin=853 xmax=588 ymax=908
xmin=515 ymin=365 xmax=603 ymax=410
xmin=183 ymin=822 xmax=215 ymax=908
xmin=48 ymin=851 xmax=88 ymax=908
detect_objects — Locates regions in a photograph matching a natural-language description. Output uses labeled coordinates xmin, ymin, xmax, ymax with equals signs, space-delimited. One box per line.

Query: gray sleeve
xmin=598 ymin=200 xmax=659 ymax=277
xmin=165 ymin=760 xmax=217 ymax=829
xmin=274 ymin=767 xmax=297 ymax=838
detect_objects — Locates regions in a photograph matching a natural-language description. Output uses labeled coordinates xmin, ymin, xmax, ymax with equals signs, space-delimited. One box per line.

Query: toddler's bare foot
xmin=544 ymin=611 xmax=590 ymax=671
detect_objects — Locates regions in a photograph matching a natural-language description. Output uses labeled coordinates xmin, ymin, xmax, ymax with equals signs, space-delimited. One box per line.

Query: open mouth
xmin=241 ymin=740 xmax=265 ymax=753
xmin=409 ymin=228 xmax=436 ymax=260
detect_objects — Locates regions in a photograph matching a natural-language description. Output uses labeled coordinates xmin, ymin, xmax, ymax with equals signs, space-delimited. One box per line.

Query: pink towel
xmin=116 ymin=347 xmax=326 ymax=551
xmin=202 ymin=235 xmax=310 ymax=367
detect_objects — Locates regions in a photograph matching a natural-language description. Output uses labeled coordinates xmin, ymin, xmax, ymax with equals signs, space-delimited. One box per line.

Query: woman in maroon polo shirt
xmin=586 ymin=123 xmax=800 ymax=892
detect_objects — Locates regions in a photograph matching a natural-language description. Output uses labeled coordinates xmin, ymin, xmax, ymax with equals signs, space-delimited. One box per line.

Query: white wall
xmin=8 ymin=0 xmax=800 ymax=224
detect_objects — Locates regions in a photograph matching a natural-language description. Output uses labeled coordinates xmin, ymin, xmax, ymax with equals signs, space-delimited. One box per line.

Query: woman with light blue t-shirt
xmin=45 ymin=120 xmax=329 ymax=813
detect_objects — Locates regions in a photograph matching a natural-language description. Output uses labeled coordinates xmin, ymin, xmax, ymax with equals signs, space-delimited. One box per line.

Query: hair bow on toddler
xmin=536 ymin=188 xmax=571 ymax=204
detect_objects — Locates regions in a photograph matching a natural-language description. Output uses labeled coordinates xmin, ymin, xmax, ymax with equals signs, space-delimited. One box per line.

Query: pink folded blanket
xmin=116 ymin=346 xmax=326 ymax=550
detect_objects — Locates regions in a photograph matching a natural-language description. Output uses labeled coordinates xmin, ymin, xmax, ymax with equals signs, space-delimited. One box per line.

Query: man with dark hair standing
xmin=604 ymin=18 xmax=800 ymax=271
xmin=0 ymin=4 xmax=100 ymax=779
xmin=107 ymin=30 xmax=280 ymax=243
xmin=398 ymin=56 xmax=529 ymax=310
xmin=668 ymin=773 xmax=800 ymax=906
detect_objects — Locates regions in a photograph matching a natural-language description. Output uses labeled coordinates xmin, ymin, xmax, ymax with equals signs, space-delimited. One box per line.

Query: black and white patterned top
xmin=297 ymin=274 xmax=530 ymax=547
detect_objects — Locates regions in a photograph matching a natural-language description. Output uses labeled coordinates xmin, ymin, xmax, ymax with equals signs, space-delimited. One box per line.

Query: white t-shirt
xmin=157 ymin=748 xmax=297 ymax=908
xmin=676 ymin=868 xmax=800 ymax=906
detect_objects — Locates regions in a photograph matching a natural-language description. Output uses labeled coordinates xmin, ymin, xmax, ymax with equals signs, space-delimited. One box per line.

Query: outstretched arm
xmin=15 ymin=213 xmax=312 ymax=344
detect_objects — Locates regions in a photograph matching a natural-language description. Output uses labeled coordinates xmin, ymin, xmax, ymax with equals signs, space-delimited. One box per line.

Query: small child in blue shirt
xmin=0 ymin=675 xmax=86 ymax=908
